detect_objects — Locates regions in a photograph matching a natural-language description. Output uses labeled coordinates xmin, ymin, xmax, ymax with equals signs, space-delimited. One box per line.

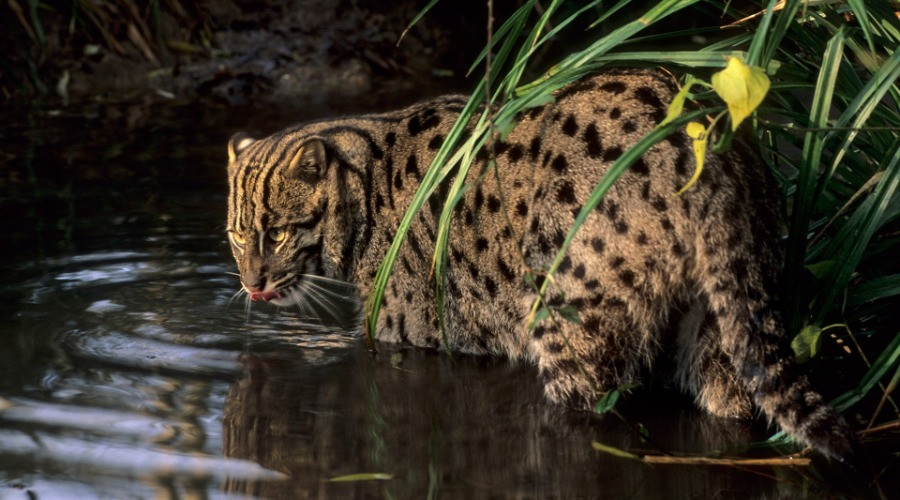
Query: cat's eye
xmin=268 ymin=228 xmax=287 ymax=243
xmin=229 ymin=231 xmax=246 ymax=247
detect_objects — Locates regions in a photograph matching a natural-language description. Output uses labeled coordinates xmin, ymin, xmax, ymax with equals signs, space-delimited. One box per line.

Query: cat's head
xmin=225 ymin=130 xmax=340 ymax=305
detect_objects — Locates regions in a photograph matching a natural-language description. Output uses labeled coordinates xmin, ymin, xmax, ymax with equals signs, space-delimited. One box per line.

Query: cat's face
xmin=225 ymin=132 xmax=331 ymax=306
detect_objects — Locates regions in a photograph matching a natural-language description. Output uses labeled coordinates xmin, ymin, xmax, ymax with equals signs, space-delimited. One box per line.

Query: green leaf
xmin=557 ymin=305 xmax=583 ymax=325
xmin=328 ymin=473 xmax=394 ymax=482
xmin=528 ymin=306 xmax=550 ymax=331
xmin=710 ymin=57 xmax=770 ymax=131
xmin=805 ymin=260 xmax=835 ymax=279
xmin=591 ymin=441 xmax=640 ymax=460
xmin=593 ymin=389 xmax=622 ymax=414
xmin=791 ymin=324 xmax=823 ymax=364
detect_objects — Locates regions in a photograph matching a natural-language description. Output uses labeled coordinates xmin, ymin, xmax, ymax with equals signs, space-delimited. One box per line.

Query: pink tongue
xmin=250 ymin=290 xmax=283 ymax=302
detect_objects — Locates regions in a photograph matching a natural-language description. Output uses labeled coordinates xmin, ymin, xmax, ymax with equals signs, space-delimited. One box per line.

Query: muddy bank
xmin=1 ymin=0 xmax=497 ymax=110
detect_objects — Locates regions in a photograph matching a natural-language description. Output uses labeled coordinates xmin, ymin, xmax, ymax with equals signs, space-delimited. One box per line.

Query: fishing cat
xmin=225 ymin=68 xmax=855 ymax=461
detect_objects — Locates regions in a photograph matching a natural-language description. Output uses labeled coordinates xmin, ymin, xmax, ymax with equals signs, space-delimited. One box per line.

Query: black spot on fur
xmin=476 ymin=237 xmax=489 ymax=252
xmin=615 ymin=220 xmax=629 ymax=234
xmin=665 ymin=131 xmax=687 ymax=149
xmin=558 ymin=256 xmax=572 ymax=274
xmin=405 ymin=154 xmax=419 ymax=178
xmin=605 ymin=201 xmax=619 ymax=220
xmin=619 ymin=269 xmax=636 ymax=287
xmin=600 ymin=81 xmax=627 ymax=94
xmin=468 ymin=263 xmax=480 ymax=279
xmin=632 ymin=158 xmax=649 ymax=176
xmin=474 ymin=189 xmax=484 ymax=210
xmin=660 ymin=217 xmax=674 ymax=231
xmin=557 ymin=181 xmax=577 ymax=204
xmin=603 ymin=146 xmax=622 ymax=163
xmin=573 ymin=264 xmax=586 ymax=279
xmin=610 ymin=256 xmax=625 ymax=268
xmin=622 ymin=120 xmax=636 ymax=133
xmin=672 ymin=242 xmax=685 ymax=256
xmin=562 ymin=114 xmax=579 ymax=136
xmin=551 ymin=154 xmax=569 ymax=173
xmin=508 ymin=144 xmax=524 ymax=162
xmin=606 ymin=296 xmax=627 ymax=308
xmin=398 ymin=313 xmax=407 ymax=341
xmin=530 ymin=218 xmax=540 ymax=233
xmin=583 ymin=123 xmax=603 ymax=159
xmin=385 ymin=132 xmax=396 ymax=147
xmin=652 ymin=196 xmax=668 ymax=212
xmin=375 ymin=193 xmax=385 ymax=211
xmin=464 ymin=210 xmax=474 ymax=226
xmin=529 ymin=137 xmax=542 ymax=161
xmin=428 ymin=134 xmax=444 ymax=151
xmin=408 ymin=111 xmax=441 ymax=136
xmin=674 ymin=150 xmax=689 ymax=177
xmin=641 ymin=181 xmax=651 ymax=200
xmin=553 ymin=230 xmax=565 ymax=247
xmin=636 ymin=232 xmax=648 ymax=245
xmin=498 ymin=257 xmax=516 ymax=282
xmin=609 ymin=108 xmax=621 ymax=119
xmin=485 ymin=276 xmax=498 ymax=297
xmin=584 ymin=315 xmax=601 ymax=332
xmin=394 ymin=170 xmax=403 ymax=190
xmin=533 ymin=325 xmax=547 ymax=338
xmin=634 ymin=87 xmax=665 ymax=121
xmin=487 ymin=195 xmax=501 ymax=213
xmin=584 ymin=279 xmax=599 ymax=290
xmin=557 ymin=80 xmax=597 ymax=99
xmin=591 ymin=238 xmax=604 ymax=254
xmin=516 ymin=200 xmax=528 ymax=217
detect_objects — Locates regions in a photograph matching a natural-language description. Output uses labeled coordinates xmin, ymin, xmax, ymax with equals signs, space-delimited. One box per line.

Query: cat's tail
xmin=694 ymin=194 xmax=856 ymax=463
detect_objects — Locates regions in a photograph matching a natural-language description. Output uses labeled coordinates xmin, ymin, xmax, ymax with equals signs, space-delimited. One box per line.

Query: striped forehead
xmin=228 ymin=131 xmax=317 ymax=231
xmin=228 ymin=138 xmax=283 ymax=231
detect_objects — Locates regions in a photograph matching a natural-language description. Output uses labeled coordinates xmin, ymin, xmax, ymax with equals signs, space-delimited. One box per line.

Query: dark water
xmin=0 ymin=102 xmax=852 ymax=498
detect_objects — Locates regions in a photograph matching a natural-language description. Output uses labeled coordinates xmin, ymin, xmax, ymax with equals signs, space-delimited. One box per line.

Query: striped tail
xmin=694 ymin=194 xmax=856 ymax=462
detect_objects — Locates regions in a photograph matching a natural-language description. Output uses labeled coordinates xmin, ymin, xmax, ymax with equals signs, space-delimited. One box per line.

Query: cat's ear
xmin=286 ymin=138 xmax=327 ymax=181
xmin=228 ymin=132 xmax=256 ymax=163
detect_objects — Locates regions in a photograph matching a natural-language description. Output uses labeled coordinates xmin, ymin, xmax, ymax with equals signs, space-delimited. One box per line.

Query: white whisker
xmin=304 ymin=279 xmax=354 ymax=301
xmin=301 ymin=273 xmax=354 ymax=288
xmin=304 ymin=284 xmax=344 ymax=321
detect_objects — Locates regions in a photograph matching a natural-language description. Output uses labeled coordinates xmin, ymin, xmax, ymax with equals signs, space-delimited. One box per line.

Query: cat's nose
xmin=244 ymin=278 xmax=266 ymax=293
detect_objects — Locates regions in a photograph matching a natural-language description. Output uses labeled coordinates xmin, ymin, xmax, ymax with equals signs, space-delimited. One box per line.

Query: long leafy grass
xmin=368 ymin=0 xmax=900 ymax=442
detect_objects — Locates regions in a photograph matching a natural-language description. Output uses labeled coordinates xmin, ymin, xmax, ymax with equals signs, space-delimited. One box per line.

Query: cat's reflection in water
xmin=221 ymin=343 xmax=796 ymax=499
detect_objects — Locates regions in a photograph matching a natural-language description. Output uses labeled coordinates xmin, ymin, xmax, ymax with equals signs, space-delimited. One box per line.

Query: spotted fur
xmin=226 ymin=69 xmax=854 ymax=461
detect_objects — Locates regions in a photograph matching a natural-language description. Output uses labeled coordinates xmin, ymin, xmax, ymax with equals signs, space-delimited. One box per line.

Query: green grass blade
xmin=397 ymin=0 xmax=441 ymax=46
xmin=813 ymin=142 xmax=900 ymax=322
xmin=849 ymin=274 xmax=900 ymax=307
xmin=846 ymin=0 xmax=877 ymax=52
xmin=745 ymin=0 xmax=782 ymax=66
xmin=825 ymin=48 xmax=900 ymax=184
xmin=782 ymin=27 xmax=845 ymax=333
